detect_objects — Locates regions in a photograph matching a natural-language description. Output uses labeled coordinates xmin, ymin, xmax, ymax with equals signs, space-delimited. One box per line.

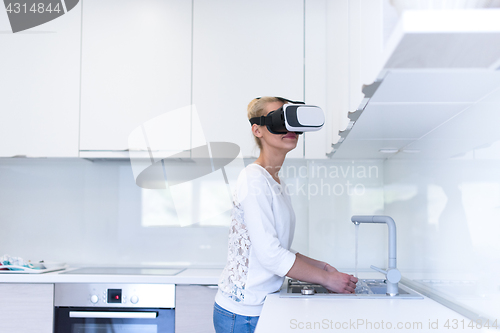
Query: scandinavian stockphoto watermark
xmin=289 ymin=318 xmax=499 ymax=330
xmin=129 ymin=105 xmax=379 ymax=226
xmin=128 ymin=105 xmax=246 ymax=227
xmin=258 ymin=163 xmax=380 ymax=198
xmin=3 ymin=0 xmax=79 ymax=33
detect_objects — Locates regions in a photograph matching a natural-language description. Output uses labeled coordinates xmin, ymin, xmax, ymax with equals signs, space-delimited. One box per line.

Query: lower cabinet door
xmin=175 ymin=285 xmax=218 ymax=333
xmin=0 ymin=283 xmax=54 ymax=333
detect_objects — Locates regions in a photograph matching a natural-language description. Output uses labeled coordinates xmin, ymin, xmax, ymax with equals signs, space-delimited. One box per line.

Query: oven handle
xmin=69 ymin=311 xmax=157 ymax=319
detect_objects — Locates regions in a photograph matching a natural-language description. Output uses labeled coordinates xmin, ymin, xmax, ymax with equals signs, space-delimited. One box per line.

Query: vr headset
xmin=249 ymin=97 xmax=325 ymax=135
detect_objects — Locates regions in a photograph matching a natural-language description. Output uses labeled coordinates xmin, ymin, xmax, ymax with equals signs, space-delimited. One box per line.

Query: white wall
xmin=4 ymin=155 xmax=497 ymax=273
xmin=383 ymin=157 xmax=500 ymax=321
xmin=0 ymin=158 xmax=383 ymax=268
xmin=0 ymin=159 xmax=228 ymax=266
xmin=385 ymin=157 xmax=500 ymax=269
xmin=305 ymin=160 xmax=385 ymax=270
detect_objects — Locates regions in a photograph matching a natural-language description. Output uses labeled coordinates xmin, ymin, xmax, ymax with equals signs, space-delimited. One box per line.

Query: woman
xmin=213 ymin=97 xmax=358 ymax=333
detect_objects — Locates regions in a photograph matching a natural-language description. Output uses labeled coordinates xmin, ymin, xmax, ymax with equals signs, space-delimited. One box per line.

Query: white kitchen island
xmin=256 ymin=293 xmax=484 ymax=333
xmin=255 ymin=272 xmax=491 ymax=333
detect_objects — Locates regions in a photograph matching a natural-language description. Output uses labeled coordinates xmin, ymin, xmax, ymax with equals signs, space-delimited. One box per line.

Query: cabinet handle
xmin=69 ymin=311 xmax=157 ymax=319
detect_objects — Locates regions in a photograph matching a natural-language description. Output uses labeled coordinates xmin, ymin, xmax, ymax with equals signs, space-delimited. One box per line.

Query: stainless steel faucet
xmin=351 ymin=215 xmax=402 ymax=296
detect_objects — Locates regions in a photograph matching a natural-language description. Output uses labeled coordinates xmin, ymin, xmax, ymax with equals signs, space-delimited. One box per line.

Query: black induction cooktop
xmin=62 ymin=267 xmax=185 ymax=275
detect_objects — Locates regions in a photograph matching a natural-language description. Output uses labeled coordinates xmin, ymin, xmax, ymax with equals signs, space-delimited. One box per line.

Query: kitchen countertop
xmin=2 ymin=268 xmax=494 ymax=332
xmin=256 ymin=292 xmax=478 ymax=333
xmin=255 ymin=272 xmax=481 ymax=333
xmin=0 ymin=266 xmax=223 ymax=285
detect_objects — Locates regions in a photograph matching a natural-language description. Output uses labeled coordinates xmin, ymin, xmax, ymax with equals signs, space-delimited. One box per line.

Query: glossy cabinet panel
xmin=0 ymin=3 xmax=81 ymax=157
xmin=176 ymin=285 xmax=217 ymax=333
xmin=0 ymin=284 xmax=54 ymax=333
xmin=192 ymin=0 xmax=305 ymax=158
xmin=79 ymin=0 xmax=192 ymax=152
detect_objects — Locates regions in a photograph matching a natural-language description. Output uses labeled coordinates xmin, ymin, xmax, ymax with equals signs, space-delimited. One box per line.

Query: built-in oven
xmin=54 ymin=283 xmax=175 ymax=333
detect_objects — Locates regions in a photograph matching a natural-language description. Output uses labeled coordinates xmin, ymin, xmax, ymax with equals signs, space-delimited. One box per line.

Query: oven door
xmin=54 ymin=307 xmax=175 ymax=333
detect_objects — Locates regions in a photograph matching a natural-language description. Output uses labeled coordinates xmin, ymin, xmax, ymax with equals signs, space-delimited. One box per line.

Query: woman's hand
xmin=286 ymin=256 xmax=358 ymax=294
xmin=323 ymin=263 xmax=338 ymax=273
xmin=322 ymin=270 xmax=358 ymax=294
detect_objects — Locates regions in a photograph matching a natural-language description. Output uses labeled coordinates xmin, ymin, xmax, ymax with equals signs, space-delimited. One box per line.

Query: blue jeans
xmin=213 ymin=302 xmax=260 ymax=333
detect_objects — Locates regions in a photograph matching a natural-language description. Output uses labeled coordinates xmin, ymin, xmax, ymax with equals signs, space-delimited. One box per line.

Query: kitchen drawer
xmin=0 ymin=283 xmax=54 ymax=333
xmin=175 ymin=284 xmax=218 ymax=333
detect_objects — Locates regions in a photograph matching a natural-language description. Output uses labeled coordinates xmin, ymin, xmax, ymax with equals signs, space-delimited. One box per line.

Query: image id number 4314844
xmin=444 ymin=319 xmax=498 ymax=330
xmin=6 ymin=2 xmax=62 ymax=14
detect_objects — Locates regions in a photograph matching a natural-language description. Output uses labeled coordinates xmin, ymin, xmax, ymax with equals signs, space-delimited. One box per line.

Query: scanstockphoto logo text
xmin=289 ymin=318 xmax=499 ymax=330
xmin=3 ymin=0 xmax=79 ymax=33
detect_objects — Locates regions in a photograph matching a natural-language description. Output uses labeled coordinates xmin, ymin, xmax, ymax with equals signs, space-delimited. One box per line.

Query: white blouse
xmin=215 ymin=163 xmax=297 ymax=316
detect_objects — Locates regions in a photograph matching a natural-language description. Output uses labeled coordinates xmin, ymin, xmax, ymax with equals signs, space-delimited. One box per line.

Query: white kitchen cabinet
xmin=0 ymin=284 xmax=54 ymax=333
xmin=304 ymin=0 xmax=328 ymax=159
xmin=0 ymin=4 xmax=81 ymax=157
xmin=192 ymin=0 xmax=305 ymax=158
xmin=79 ymin=0 xmax=192 ymax=154
xmin=331 ymin=10 xmax=500 ymax=159
xmin=324 ymin=0 xmax=385 ymax=154
xmin=175 ymin=285 xmax=218 ymax=333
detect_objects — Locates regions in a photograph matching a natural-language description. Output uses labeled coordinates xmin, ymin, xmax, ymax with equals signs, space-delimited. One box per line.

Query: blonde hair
xmin=247 ymin=96 xmax=287 ymax=149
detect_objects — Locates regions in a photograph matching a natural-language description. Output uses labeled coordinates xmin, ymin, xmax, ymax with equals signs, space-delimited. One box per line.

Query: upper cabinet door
xmin=192 ymin=0 xmax=305 ymax=158
xmin=79 ymin=0 xmax=192 ymax=153
xmin=0 ymin=2 xmax=81 ymax=157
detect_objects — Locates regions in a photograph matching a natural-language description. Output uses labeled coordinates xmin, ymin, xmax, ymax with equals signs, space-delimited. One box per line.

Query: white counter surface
xmin=256 ymin=293 xmax=482 ymax=333
xmin=255 ymin=273 xmax=488 ymax=333
xmin=0 ymin=267 xmax=223 ymax=285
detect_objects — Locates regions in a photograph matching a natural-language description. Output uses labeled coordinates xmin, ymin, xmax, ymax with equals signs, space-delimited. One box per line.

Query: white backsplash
xmin=0 ymin=159 xmax=228 ymax=266
xmin=384 ymin=158 xmax=500 ymax=276
xmin=305 ymin=160 xmax=386 ymax=271
xmin=0 ymin=158 xmax=384 ymax=268
xmin=1 ymin=156 xmax=499 ymax=279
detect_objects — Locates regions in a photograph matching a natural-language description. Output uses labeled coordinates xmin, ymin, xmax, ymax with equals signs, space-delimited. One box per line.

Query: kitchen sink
xmin=279 ymin=278 xmax=423 ymax=299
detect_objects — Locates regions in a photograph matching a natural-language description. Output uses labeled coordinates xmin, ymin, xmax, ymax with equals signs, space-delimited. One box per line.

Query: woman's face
xmin=255 ymin=101 xmax=299 ymax=153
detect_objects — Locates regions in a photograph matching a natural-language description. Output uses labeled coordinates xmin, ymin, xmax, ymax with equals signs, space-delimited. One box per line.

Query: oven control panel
xmin=55 ymin=283 xmax=175 ymax=308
